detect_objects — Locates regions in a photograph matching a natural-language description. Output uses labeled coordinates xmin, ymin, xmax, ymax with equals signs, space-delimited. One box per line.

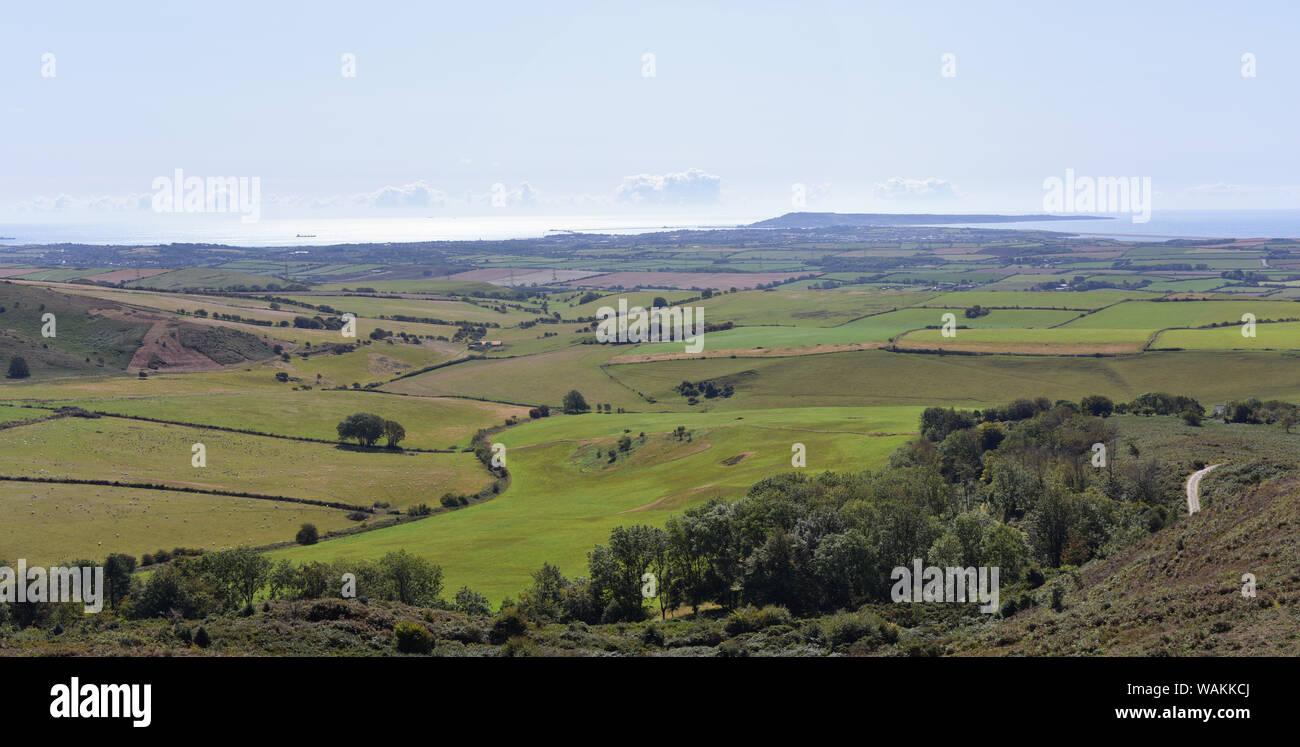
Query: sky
xmin=2 ymin=0 xmax=1298 ymax=224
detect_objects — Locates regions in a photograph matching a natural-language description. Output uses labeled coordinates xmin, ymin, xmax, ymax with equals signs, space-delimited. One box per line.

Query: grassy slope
xmin=56 ymin=390 xmax=525 ymax=450
xmin=270 ymin=406 xmax=920 ymax=601
xmin=607 ymin=349 xmax=1300 ymax=409
xmin=0 ymin=282 xmax=152 ymax=377
xmin=0 ymin=417 xmax=487 ymax=512
xmin=0 ymin=481 xmax=355 ymax=565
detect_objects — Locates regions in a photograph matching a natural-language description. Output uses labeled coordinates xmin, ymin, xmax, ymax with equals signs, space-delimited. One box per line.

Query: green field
xmin=269 ymin=406 xmax=920 ymax=600
xmin=0 ymin=417 xmax=488 ymax=511
xmin=54 ymin=390 xmax=526 ymax=449
xmin=1152 ymin=321 xmax=1300 ymax=350
xmin=896 ymin=326 xmax=1150 ymax=352
xmin=606 ymin=349 xmax=1300 ymax=408
xmin=921 ymin=290 xmax=1157 ymax=309
xmin=1062 ymin=299 xmax=1300 ymax=331
xmin=384 ymin=346 xmax=640 ymax=408
xmin=629 ymin=307 xmax=1084 ymax=353
xmin=0 ymin=481 xmax=355 ymax=565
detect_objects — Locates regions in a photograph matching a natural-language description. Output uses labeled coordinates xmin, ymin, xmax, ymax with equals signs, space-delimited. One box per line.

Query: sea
xmin=1 ymin=209 xmax=1298 ymax=247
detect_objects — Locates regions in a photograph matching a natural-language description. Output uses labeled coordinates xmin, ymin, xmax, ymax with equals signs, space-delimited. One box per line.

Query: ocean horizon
xmin=2 ymin=209 xmax=1299 ymax=248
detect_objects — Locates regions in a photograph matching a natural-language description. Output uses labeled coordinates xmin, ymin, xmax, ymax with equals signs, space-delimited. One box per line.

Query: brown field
xmin=0 ymin=267 xmax=39 ymax=277
xmin=566 ymin=271 xmax=818 ymax=290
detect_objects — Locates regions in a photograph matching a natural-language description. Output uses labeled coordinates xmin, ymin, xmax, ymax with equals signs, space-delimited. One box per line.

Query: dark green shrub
xmin=394 ymin=621 xmax=433 ymax=654
xmin=489 ymin=607 xmax=530 ymax=644
xmin=724 ymin=605 xmax=793 ymax=635
xmin=296 ymin=523 xmax=319 ymax=545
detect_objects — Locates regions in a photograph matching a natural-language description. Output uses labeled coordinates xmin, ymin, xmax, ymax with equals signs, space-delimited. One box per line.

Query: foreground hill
xmin=946 ymin=467 xmax=1300 ymax=656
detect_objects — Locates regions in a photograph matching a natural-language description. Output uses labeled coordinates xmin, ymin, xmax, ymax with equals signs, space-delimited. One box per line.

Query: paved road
xmin=1185 ymin=463 xmax=1223 ymax=514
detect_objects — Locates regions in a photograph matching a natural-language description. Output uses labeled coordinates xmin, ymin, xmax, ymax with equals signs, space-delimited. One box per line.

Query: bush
xmin=394 ymin=621 xmax=434 ymax=654
xmin=296 ymin=523 xmax=319 ymax=545
xmin=641 ymin=624 xmax=666 ymax=647
xmin=498 ymin=636 xmax=537 ymax=657
xmin=724 ymin=605 xmax=793 ymax=636
xmin=6 ymin=357 xmax=30 ymax=379
xmin=1025 ymin=566 xmax=1046 ymax=589
xmin=489 ymin=607 xmax=530 ymax=644
xmin=194 ymin=626 xmax=211 ymax=648
xmin=821 ymin=612 xmax=884 ymax=648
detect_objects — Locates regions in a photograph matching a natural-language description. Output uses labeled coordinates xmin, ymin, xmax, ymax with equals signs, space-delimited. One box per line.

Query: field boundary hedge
xmin=0 ymin=475 xmax=374 ymax=513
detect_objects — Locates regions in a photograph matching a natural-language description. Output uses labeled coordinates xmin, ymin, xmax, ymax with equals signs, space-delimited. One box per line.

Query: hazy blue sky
xmin=3 ymin=0 xmax=1297 ymax=221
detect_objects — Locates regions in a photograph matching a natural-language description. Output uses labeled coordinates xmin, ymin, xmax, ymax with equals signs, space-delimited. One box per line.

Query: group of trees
xmin=336 ymin=413 xmax=406 ymax=448
xmin=1220 ymin=398 xmax=1300 ymax=430
xmin=674 ymin=379 xmax=735 ymax=401
xmin=502 ymin=396 xmax=1186 ymax=625
xmin=0 ymin=548 xmax=465 ymax=627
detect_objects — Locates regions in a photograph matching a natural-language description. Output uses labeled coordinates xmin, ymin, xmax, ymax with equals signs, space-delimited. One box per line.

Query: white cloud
xmin=14 ymin=193 xmax=152 ymax=213
xmin=358 ymin=180 xmax=447 ymax=209
xmin=873 ymin=176 xmax=958 ymax=200
xmin=615 ymin=168 xmax=721 ymax=205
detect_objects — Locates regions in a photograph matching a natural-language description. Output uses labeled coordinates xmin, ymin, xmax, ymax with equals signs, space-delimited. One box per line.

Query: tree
xmin=296 ymin=523 xmax=319 ymax=545
xmin=268 ymin=559 xmax=297 ymax=599
xmin=379 ymin=550 xmax=443 ymax=605
xmin=203 ymin=547 xmax=271 ymax=608
xmin=382 ymin=419 xmax=406 ymax=448
xmin=336 ymin=412 xmax=387 ymax=446
xmin=453 ymin=586 xmax=492 ymax=616
xmin=517 ymin=562 xmax=568 ymax=623
xmin=1280 ymin=408 xmax=1300 ymax=434
xmin=588 ymin=525 xmax=664 ymax=622
xmin=562 ymin=389 xmax=590 ymax=414
xmin=102 ymin=553 xmax=137 ymax=609
xmin=919 ymin=407 xmax=975 ymax=442
xmin=980 ymin=523 xmax=1027 ymax=581
xmin=652 ymin=296 xmax=668 ymax=309
xmin=1079 ymin=395 xmax=1114 ymax=418
xmin=1026 ymin=483 xmax=1080 ymax=567
xmin=6 ymin=357 xmax=30 ymax=379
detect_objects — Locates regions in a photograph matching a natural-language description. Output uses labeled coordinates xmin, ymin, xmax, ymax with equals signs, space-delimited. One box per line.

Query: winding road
xmin=1185 ymin=463 xmax=1223 ymax=515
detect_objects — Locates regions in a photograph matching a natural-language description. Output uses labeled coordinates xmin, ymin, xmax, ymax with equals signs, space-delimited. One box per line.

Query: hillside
xmin=946 ymin=466 xmax=1300 ymax=656
xmin=0 ymin=281 xmax=151 ymax=377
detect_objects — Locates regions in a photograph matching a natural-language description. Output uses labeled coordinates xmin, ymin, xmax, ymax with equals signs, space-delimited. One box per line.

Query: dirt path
xmin=1185 ymin=463 xmax=1223 ymax=515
